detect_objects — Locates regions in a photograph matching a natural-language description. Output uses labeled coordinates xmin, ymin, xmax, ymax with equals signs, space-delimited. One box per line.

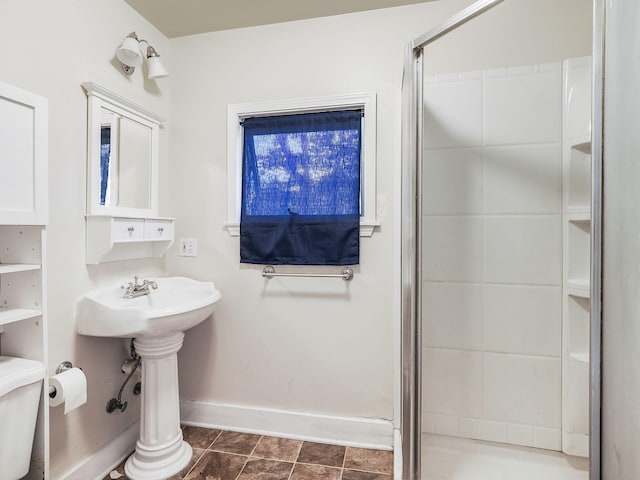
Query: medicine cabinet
xmin=82 ymin=82 xmax=174 ymax=263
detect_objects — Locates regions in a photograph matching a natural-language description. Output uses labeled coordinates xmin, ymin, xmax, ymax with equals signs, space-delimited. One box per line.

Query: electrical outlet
xmin=179 ymin=238 xmax=197 ymax=257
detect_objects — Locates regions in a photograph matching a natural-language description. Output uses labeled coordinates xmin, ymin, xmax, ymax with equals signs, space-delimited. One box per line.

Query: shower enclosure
xmin=401 ymin=1 xmax=604 ymax=479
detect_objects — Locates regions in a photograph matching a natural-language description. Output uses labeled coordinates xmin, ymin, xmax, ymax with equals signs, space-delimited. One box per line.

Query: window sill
xmin=224 ymin=221 xmax=379 ymax=237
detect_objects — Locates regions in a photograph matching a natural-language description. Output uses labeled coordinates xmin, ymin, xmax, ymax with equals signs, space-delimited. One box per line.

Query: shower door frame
xmin=399 ymin=1 xmax=605 ymax=479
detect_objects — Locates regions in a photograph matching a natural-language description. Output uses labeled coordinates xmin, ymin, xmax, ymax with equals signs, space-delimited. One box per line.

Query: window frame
xmin=225 ymin=93 xmax=378 ymax=236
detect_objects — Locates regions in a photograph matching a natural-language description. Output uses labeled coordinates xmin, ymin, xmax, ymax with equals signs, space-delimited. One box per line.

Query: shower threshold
xmin=421 ymin=433 xmax=588 ymax=480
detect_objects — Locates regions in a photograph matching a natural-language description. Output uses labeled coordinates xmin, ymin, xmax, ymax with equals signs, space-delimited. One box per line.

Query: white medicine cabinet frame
xmin=0 ymin=80 xmax=49 ymax=479
xmin=83 ymin=81 xmax=161 ymax=217
xmin=82 ymin=82 xmax=174 ymax=264
xmin=225 ymin=93 xmax=379 ymax=237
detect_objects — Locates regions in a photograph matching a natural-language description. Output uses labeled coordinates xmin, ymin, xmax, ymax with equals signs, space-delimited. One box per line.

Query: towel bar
xmin=262 ymin=265 xmax=354 ymax=281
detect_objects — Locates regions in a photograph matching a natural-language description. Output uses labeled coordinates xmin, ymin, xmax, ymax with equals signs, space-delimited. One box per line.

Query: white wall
xmin=0 ymin=1 xmax=170 ymax=478
xmin=165 ymin=0 xmax=501 ymax=445
xmin=422 ymin=0 xmax=593 ymax=74
xmin=601 ymin=0 xmax=640 ymax=478
xmin=422 ymin=64 xmax=564 ymax=449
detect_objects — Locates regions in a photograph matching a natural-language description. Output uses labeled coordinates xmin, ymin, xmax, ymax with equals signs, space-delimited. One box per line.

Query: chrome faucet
xmin=122 ymin=276 xmax=158 ymax=299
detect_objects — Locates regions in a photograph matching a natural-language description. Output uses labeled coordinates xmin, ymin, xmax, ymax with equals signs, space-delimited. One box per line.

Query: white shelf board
xmin=0 ymin=264 xmax=41 ymax=274
xmin=569 ymin=352 xmax=590 ymax=365
xmin=0 ymin=307 xmax=43 ymax=327
xmin=567 ymin=286 xmax=590 ymax=299
xmin=567 ymin=279 xmax=590 ymax=291
xmin=112 ymin=238 xmax=172 ymax=245
xmin=571 ymin=141 xmax=591 ymax=154
xmin=566 ymin=210 xmax=591 ymax=221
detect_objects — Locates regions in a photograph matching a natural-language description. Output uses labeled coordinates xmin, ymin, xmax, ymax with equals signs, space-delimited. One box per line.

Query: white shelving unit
xmin=561 ymin=56 xmax=592 ymax=458
xmin=0 ymin=227 xmax=48 ymax=479
xmin=0 ymin=227 xmax=47 ymax=344
xmin=0 ymin=81 xmax=49 ymax=479
xmin=0 ymin=266 xmax=43 ymax=327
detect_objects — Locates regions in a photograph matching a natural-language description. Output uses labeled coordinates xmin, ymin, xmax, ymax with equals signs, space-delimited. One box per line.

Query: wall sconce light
xmin=116 ymin=32 xmax=168 ymax=79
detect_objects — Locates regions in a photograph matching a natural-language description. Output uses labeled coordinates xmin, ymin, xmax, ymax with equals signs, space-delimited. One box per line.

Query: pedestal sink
xmin=76 ymin=276 xmax=221 ymax=480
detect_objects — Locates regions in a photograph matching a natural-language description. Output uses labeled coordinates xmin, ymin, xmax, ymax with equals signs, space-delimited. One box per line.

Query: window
xmin=225 ymin=93 xmax=378 ymax=238
xmin=240 ymin=110 xmax=362 ymax=265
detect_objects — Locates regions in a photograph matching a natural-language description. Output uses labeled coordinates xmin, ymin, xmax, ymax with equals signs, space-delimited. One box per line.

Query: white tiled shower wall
xmin=421 ymin=63 xmax=563 ymax=451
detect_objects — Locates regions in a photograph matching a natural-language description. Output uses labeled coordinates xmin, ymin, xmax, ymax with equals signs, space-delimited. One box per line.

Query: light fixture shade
xmin=117 ymin=34 xmax=143 ymax=67
xmin=146 ymin=47 xmax=168 ymax=79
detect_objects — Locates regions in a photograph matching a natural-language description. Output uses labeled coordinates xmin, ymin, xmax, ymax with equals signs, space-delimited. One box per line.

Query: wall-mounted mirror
xmin=82 ymin=82 xmax=163 ymax=216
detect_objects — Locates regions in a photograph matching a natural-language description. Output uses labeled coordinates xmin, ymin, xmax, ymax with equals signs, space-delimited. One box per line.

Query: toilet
xmin=0 ymin=356 xmax=45 ymax=480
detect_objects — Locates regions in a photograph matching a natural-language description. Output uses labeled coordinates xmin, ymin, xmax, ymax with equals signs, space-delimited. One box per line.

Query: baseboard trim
xmin=59 ymin=421 xmax=138 ymax=480
xmin=393 ymin=428 xmax=403 ymax=479
xmin=181 ymin=400 xmax=393 ymax=450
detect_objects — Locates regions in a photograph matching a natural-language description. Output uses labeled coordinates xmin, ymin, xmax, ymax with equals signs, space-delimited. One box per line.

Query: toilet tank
xmin=0 ymin=356 xmax=45 ymax=480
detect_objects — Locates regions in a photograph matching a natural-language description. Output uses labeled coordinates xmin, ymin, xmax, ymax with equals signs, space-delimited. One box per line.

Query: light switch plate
xmin=179 ymin=238 xmax=197 ymax=257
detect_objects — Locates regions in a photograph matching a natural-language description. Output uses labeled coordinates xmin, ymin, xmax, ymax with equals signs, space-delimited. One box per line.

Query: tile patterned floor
xmin=104 ymin=426 xmax=393 ymax=480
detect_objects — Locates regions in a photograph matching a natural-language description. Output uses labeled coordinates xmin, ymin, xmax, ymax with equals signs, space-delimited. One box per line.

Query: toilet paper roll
xmin=49 ymin=368 xmax=87 ymax=414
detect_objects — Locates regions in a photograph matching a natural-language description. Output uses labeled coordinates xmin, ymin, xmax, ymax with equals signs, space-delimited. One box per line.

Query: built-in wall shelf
xmin=566 ymin=210 xmax=590 ymax=219
xmin=561 ymin=55 xmax=591 ymax=459
xmin=566 ymin=293 xmax=590 ymax=366
xmin=572 ymin=141 xmax=591 ymax=154
xmin=86 ymin=215 xmax=175 ymax=264
xmin=0 ymin=308 xmax=43 ymax=327
xmin=567 ymin=141 xmax=591 ymax=211
xmin=0 ymin=226 xmax=48 ymax=479
xmin=567 ymin=280 xmax=590 ymax=293
xmin=0 ymin=264 xmax=42 ymax=275
xmin=567 ymin=285 xmax=590 ymax=298
xmin=569 ymin=352 xmax=590 ymax=365
xmin=567 ymin=220 xmax=590 ymax=288
xmin=566 ymin=210 xmax=590 ymax=221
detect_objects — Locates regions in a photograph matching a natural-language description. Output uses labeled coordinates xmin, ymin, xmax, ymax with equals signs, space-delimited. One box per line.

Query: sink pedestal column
xmin=125 ymin=332 xmax=192 ymax=480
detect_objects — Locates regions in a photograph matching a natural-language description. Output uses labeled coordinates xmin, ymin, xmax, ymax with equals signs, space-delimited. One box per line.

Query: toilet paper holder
xmin=48 ymin=361 xmax=75 ymax=398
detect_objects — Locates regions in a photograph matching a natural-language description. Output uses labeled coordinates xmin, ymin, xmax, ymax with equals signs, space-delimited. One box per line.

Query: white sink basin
xmin=76 ymin=276 xmax=221 ymax=338
xmin=77 ymin=276 xmax=222 ymax=479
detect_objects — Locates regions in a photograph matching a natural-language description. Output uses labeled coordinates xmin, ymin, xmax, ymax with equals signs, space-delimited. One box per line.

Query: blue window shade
xmin=240 ymin=110 xmax=361 ymax=266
